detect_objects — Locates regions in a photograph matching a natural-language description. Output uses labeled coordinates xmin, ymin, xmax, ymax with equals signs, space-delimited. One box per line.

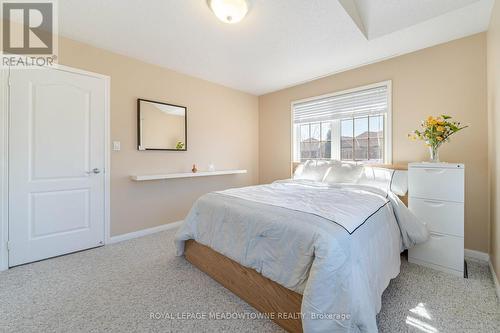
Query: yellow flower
xmin=438 ymin=120 xmax=445 ymax=125
xmin=437 ymin=126 xmax=445 ymax=132
xmin=437 ymin=136 xmax=444 ymax=141
xmin=426 ymin=116 xmax=437 ymax=126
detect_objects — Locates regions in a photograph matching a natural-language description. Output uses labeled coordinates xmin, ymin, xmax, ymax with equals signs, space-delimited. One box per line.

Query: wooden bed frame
xmin=184 ymin=164 xmax=408 ymax=333
xmin=185 ymin=240 xmax=303 ymax=332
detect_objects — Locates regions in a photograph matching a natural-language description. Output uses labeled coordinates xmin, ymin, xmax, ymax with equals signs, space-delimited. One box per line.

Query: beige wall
xmin=488 ymin=0 xmax=500 ymax=280
xmin=58 ymin=37 xmax=259 ymax=236
xmin=259 ymin=34 xmax=489 ymax=253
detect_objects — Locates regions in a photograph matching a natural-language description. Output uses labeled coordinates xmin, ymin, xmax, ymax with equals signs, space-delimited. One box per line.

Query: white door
xmin=8 ymin=67 xmax=106 ymax=266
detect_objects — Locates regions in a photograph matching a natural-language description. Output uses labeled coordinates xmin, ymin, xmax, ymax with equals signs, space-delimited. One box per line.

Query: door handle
xmin=86 ymin=168 xmax=101 ymax=175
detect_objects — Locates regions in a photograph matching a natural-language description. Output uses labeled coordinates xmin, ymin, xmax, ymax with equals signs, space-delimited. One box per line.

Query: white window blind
xmin=293 ymin=85 xmax=388 ymax=124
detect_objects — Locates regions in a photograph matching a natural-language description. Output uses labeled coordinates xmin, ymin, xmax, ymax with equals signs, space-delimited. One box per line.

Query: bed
xmin=175 ymin=163 xmax=428 ymax=332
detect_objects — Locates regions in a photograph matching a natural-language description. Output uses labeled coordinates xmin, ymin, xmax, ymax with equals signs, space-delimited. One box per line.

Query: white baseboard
xmin=107 ymin=220 xmax=183 ymax=244
xmin=464 ymin=249 xmax=490 ymax=262
xmin=489 ymin=260 xmax=500 ymax=303
xmin=409 ymin=256 xmax=463 ymax=277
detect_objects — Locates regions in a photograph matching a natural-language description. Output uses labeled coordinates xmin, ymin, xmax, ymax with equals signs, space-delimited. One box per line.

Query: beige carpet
xmin=0 ymin=228 xmax=499 ymax=332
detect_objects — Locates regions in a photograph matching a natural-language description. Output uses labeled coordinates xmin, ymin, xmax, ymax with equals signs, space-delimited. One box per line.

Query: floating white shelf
xmin=130 ymin=169 xmax=247 ymax=181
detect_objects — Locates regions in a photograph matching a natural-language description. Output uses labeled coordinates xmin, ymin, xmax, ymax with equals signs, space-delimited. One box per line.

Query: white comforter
xmin=175 ymin=180 xmax=428 ymax=332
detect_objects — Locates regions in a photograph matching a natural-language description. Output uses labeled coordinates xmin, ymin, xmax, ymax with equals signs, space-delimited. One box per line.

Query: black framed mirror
xmin=137 ymin=98 xmax=187 ymax=151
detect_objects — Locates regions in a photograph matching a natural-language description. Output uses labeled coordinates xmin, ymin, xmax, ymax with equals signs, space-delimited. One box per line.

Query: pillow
xmin=391 ymin=170 xmax=408 ymax=196
xmin=293 ymin=160 xmax=331 ymax=182
xmin=357 ymin=166 xmax=408 ymax=196
xmin=323 ymin=161 xmax=363 ymax=184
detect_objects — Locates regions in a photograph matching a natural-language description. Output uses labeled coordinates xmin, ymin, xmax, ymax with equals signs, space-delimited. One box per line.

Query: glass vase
xmin=429 ymin=145 xmax=440 ymax=163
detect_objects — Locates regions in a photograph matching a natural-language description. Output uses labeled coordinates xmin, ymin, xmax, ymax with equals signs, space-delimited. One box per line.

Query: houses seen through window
xmin=299 ymin=122 xmax=331 ymax=160
xmin=341 ymin=115 xmax=384 ymax=162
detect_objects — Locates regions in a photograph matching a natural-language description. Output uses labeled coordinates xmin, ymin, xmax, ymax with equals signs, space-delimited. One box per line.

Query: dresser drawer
xmin=409 ymin=167 xmax=464 ymax=202
xmin=409 ymin=232 xmax=464 ymax=272
xmin=409 ymin=198 xmax=464 ymax=237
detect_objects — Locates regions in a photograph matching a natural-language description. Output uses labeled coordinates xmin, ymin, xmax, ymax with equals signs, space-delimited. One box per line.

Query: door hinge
xmin=6 ymin=241 xmax=11 ymax=251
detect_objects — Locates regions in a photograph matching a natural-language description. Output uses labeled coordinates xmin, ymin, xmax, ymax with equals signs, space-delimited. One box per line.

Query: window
xmin=292 ymin=82 xmax=391 ymax=164
xmin=299 ymin=122 xmax=331 ymax=160
xmin=341 ymin=115 xmax=384 ymax=161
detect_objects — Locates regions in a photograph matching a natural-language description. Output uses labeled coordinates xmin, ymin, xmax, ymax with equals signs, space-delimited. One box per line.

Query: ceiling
xmin=59 ymin=0 xmax=494 ymax=95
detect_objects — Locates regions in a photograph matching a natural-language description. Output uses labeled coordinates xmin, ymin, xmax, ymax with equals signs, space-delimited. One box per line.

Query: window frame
xmin=291 ymin=80 xmax=392 ymax=164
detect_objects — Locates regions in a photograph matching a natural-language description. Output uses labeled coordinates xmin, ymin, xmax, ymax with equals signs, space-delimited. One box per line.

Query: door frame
xmin=0 ymin=64 xmax=111 ymax=271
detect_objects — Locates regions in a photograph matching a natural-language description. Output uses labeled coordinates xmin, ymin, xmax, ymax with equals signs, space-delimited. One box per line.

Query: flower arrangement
xmin=408 ymin=115 xmax=467 ymax=162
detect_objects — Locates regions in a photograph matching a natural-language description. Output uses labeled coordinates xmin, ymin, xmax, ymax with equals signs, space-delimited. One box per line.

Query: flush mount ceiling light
xmin=207 ymin=0 xmax=249 ymax=24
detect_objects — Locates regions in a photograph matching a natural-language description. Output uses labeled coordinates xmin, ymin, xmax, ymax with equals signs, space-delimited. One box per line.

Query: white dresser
xmin=408 ymin=162 xmax=465 ymax=277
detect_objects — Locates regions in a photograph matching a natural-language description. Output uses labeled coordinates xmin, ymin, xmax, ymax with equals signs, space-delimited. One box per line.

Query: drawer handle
xmin=422 ymin=168 xmax=446 ymax=174
xmin=430 ymin=232 xmax=444 ymax=240
xmin=423 ymin=200 xmax=444 ymax=207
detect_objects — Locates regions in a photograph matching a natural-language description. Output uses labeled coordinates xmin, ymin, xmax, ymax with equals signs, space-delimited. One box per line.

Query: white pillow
xmin=391 ymin=170 xmax=408 ymax=196
xmin=323 ymin=161 xmax=363 ymax=184
xmin=357 ymin=166 xmax=408 ymax=196
xmin=293 ymin=160 xmax=331 ymax=181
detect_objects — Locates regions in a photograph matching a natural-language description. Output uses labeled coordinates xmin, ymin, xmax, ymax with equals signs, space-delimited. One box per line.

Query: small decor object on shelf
xmin=208 ymin=163 xmax=215 ymax=172
xmin=192 ymin=164 xmax=198 ymax=173
xmin=176 ymin=141 xmax=185 ymax=150
xmin=408 ymin=115 xmax=468 ymax=163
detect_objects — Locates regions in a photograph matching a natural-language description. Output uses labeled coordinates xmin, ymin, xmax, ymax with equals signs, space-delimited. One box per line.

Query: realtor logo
xmin=1 ymin=0 xmax=57 ymax=67
xmin=3 ymin=1 xmax=53 ymax=54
